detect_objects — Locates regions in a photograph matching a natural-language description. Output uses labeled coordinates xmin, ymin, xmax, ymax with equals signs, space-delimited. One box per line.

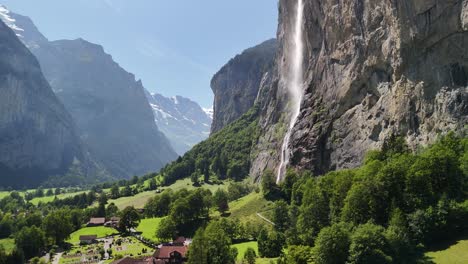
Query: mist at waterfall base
xmin=277 ymin=0 xmax=304 ymax=183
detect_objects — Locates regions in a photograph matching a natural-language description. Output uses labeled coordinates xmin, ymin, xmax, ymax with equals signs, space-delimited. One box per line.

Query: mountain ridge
xmin=145 ymin=91 xmax=212 ymax=155
xmin=2 ymin=6 xmax=178 ymax=180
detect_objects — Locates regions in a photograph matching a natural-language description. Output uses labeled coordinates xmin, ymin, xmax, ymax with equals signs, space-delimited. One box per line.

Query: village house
xmin=152 ymin=245 xmax=188 ymax=264
xmin=110 ymin=237 xmax=190 ymax=264
xmin=79 ymin=235 xmax=97 ymax=244
xmin=105 ymin=216 xmax=121 ymax=227
xmin=87 ymin=217 xmax=106 ymax=227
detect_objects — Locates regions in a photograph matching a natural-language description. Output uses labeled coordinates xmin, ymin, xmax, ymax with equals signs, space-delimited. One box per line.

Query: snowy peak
xmin=203 ymin=107 xmax=214 ymax=119
xmin=146 ymin=90 xmax=212 ymax=154
xmin=0 ymin=5 xmax=47 ymax=49
xmin=0 ymin=5 xmax=24 ymax=37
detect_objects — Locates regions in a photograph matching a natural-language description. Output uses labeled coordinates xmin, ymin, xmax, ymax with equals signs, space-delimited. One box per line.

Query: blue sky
xmin=1 ymin=0 xmax=278 ymax=107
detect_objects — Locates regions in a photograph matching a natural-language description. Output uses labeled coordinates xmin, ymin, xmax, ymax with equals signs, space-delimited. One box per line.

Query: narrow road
xmin=52 ymin=252 xmax=63 ymax=264
xmin=256 ymin=213 xmax=275 ymax=226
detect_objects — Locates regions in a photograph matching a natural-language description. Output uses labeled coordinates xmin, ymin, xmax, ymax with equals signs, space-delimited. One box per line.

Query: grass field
xmin=232 ymin=241 xmax=258 ymax=261
xmin=227 ymin=192 xmax=273 ymax=225
xmin=30 ymin=191 xmax=86 ymax=205
xmin=0 ymin=238 xmax=15 ymax=253
xmin=67 ymin=226 xmax=118 ymax=244
xmin=137 ymin=217 xmax=164 ymax=241
xmin=425 ymin=239 xmax=468 ymax=264
xmin=106 ymin=178 xmax=227 ymax=210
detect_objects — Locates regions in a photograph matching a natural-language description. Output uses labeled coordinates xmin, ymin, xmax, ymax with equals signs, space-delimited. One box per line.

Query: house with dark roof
xmin=87 ymin=217 xmax=106 ymax=227
xmin=79 ymin=235 xmax=97 ymax=244
xmin=152 ymin=245 xmax=188 ymax=264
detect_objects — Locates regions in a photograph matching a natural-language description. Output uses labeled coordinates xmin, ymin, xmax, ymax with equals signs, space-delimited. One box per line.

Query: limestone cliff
xmin=3 ymin=10 xmax=178 ymax=179
xmin=253 ymin=0 xmax=468 ymax=177
xmin=32 ymin=39 xmax=177 ymax=178
xmin=210 ymin=39 xmax=277 ymax=133
xmin=0 ymin=20 xmax=92 ymax=187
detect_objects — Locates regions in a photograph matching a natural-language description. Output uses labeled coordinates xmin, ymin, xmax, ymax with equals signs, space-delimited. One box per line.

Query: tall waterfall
xmin=276 ymin=0 xmax=304 ymax=183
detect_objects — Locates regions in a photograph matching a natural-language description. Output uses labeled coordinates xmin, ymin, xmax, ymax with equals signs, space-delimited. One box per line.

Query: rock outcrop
xmin=253 ymin=0 xmax=468 ymax=177
xmin=0 ymin=19 xmax=93 ymax=187
xmin=146 ymin=91 xmax=212 ymax=155
xmin=5 ymin=9 xmax=178 ymax=178
xmin=210 ymin=39 xmax=277 ymax=133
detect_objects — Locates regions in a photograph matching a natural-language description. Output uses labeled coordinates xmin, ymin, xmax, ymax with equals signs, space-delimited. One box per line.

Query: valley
xmin=0 ymin=0 xmax=467 ymax=264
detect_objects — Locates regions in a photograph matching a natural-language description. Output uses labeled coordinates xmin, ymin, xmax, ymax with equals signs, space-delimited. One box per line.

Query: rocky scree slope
xmin=0 ymin=19 xmax=95 ymax=187
xmin=4 ymin=9 xmax=177 ymax=179
xmin=252 ymin=0 xmax=468 ymax=178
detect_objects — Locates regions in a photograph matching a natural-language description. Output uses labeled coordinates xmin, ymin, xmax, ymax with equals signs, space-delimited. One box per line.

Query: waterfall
xmin=276 ymin=0 xmax=304 ymax=183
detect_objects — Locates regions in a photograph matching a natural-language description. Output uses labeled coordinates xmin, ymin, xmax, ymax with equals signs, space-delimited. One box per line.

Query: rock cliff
xmin=253 ymin=0 xmax=468 ymax=177
xmin=0 ymin=19 xmax=93 ymax=187
xmin=210 ymin=39 xmax=277 ymax=133
xmin=4 ymin=9 xmax=178 ymax=178
xmin=32 ymin=39 xmax=177 ymax=178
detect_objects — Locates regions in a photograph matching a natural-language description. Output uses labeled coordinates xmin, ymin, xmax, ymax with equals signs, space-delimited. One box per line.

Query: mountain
xmin=145 ymin=91 xmax=212 ymax=155
xmin=3 ymin=7 xmax=177 ymax=179
xmin=0 ymin=18 xmax=98 ymax=187
xmin=210 ymin=39 xmax=277 ymax=133
xmin=251 ymin=0 xmax=468 ymax=178
xmin=204 ymin=1 xmax=467 ymax=180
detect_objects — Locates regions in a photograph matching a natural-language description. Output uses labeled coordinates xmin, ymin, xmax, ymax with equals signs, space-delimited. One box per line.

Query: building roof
xmin=88 ymin=217 xmax=106 ymax=224
xmin=153 ymin=245 xmax=188 ymax=259
xmin=110 ymin=216 xmax=121 ymax=221
xmin=111 ymin=256 xmax=152 ymax=264
xmin=79 ymin=235 xmax=97 ymax=241
xmin=173 ymin=237 xmax=186 ymax=244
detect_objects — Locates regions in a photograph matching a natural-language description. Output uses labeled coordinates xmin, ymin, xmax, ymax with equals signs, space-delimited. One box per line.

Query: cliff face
xmin=146 ymin=91 xmax=212 ymax=155
xmin=0 ymin=20 xmax=90 ymax=187
xmin=253 ymin=0 xmax=468 ymax=177
xmin=210 ymin=39 xmax=277 ymax=133
xmin=31 ymin=39 xmax=177 ymax=178
xmin=3 ymin=9 xmax=178 ymax=179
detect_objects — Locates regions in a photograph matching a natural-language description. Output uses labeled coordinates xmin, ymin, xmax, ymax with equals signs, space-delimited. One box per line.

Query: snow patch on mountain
xmin=146 ymin=91 xmax=212 ymax=154
xmin=0 ymin=5 xmax=24 ymax=37
xmin=203 ymin=107 xmax=214 ymax=119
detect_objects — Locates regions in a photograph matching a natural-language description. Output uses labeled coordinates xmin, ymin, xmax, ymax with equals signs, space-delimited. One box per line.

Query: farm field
xmin=67 ymin=226 xmax=118 ymax=244
xmin=137 ymin=217 xmax=164 ymax=241
xmin=425 ymin=239 xmax=468 ymax=264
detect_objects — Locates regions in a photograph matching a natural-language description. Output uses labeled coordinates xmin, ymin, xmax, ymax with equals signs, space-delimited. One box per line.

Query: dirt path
xmin=256 ymin=213 xmax=275 ymax=226
xmin=52 ymin=252 xmax=63 ymax=264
